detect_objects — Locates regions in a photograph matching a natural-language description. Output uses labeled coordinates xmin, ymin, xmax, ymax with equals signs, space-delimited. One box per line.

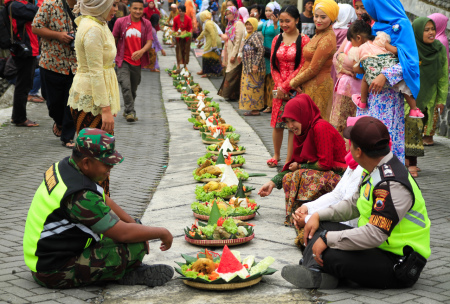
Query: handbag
xmin=9 ymin=6 xmax=32 ymax=57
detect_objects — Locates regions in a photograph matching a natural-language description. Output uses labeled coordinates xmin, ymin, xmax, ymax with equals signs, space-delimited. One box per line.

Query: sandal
xmin=201 ymin=74 xmax=208 ymax=78
xmin=267 ymin=158 xmax=280 ymax=168
xmin=408 ymin=166 xmax=418 ymax=178
xmin=62 ymin=140 xmax=75 ymax=149
xmin=262 ymin=107 xmax=272 ymax=113
xmin=15 ymin=119 xmax=39 ymax=127
xmin=27 ymin=95 xmax=44 ymax=103
xmin=244 ymin=111 xmax=260 ymax=116
xmin=197 ymin=71 xmax=204 ymax=75
xmin=53 ymin=122 xmax=62 ymax=137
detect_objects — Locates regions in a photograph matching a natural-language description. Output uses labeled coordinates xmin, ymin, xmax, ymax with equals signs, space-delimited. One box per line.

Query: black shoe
xmin=281 ymin=265 xmax=338 ymax=289
xmin=118 ymin=264 xmax=174 ymax=287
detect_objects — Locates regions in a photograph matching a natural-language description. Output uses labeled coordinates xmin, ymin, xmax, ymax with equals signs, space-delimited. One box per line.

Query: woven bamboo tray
xmin=193 ymin=212 xmax=256 ymax=221
xmin=184 ymin=233 xmax=254 ymax=246
xmin=209 ymin=150 xmax=246 ymax=156
xmin=183 ymin=276 xmax=262 ymax=290
xmin=202 ymin=139 xmax=225 ymax=145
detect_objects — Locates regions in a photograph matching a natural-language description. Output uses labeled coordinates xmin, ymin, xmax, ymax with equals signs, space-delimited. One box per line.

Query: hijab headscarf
xmin=412 ymin=17 xmax=445 ymax=110
xmin=225 ymin=6 xmax=240 ymax=42
xmin=239 ymin=7 xmax=249 ymax=23
xmin=333 ymin=3 xmax=356 ymax=29
xmin=345 ymin=116 xmax=366 ymax=169
xmin=245 ymin=17 xmax=258 ymax=39
xmin=362 ymin=0 xmax=420 ymax=99
xmin=313 ymin=0 xmax=339 ymax=23
xmin=73 ymin=0 xmax=115 ymax=22
xmin=265 ymin=1 xmax=280 ymax=26
xmin=428 ymin=13 xmax=449 ymax=64
xmin=281 ymin=94 xmax=323 ymax=171
xmin=200 ymin=10 xmax=212 ymax=23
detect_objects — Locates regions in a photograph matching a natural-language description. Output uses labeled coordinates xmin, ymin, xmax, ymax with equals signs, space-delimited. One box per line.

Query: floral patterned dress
xmin=357 ymin=63 xmax=406 ymax=163
xmin=270 ymin=34 xmax=310 ymax=128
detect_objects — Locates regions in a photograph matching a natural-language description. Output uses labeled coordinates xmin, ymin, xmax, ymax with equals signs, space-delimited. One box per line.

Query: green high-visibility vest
xmin=356 ymin=156 xmax=430 ymax=259
xmin=23 ymin=157 xmax=105 ymax=272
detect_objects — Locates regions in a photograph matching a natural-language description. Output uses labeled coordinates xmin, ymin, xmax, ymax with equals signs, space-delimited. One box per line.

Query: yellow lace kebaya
xmin=68 ymin=16 xmax=120 ymax=116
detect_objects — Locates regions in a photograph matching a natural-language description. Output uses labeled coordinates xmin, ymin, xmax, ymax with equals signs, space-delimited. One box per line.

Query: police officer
xmin=281 ymin=117 xmax=430 ymax=289
xmin=23 ymin=128 xmax=174 ymax=289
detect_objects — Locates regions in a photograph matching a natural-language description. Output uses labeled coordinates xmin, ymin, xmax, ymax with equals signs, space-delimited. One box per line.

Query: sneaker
xmin=351 ymin=94 xmax=367 ymax=109
xmin=126 ymin=113 xmax=138 ymax=122
xmin=409 ymin=108 xmax=425 ymax=119
xmin=118 ymin=264 xmax=174 ymax=287
xmin=281 ymin=265 xmax=338 ymax=289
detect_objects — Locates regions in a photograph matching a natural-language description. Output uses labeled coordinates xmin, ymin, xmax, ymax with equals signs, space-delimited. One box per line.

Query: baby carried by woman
xmin=347 ymin=14 xmax=424 ymax=119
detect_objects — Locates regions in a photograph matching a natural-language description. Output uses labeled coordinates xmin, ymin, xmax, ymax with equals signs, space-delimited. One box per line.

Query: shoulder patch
xmin=369 ymin=214 xmax=393 ymax=232
xmin=44 ymin=164 xmax=59 ymax=194
xmin=363 ymin=181 xmax=372 ymax=200
xmin=382 ymin=164 xmax=395 ymax=178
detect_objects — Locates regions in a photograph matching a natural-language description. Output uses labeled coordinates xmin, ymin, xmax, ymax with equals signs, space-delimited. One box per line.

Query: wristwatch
xmin=319 ymin=230 xmax=328 ymax=246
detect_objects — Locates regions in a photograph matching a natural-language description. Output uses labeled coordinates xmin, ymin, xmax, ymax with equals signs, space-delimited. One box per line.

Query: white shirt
xmin=304 ymin=166 xmax=363 ymax=227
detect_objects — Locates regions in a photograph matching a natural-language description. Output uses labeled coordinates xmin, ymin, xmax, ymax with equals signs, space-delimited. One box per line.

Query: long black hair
xmin=226 ymin=0 xmax=238 ymax=9
xmin=150 ymin=14 xmax=160 ymax=28
xmin=271 ymin=5 xmax=302 ymax=73
xmin=346 ymin=13 xmax=375 ymax=41
xmin=248 ymin=4 xmax=265 ymax=20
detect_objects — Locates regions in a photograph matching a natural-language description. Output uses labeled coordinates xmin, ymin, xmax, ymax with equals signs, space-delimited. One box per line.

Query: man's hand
xmin=258 ymin=181 xmax=275 ymax=197
xmin=57 ymin=31 xmax=74 ymax=44
xmin=161 ymin=49 xmax=166 ymax=56
xmin=436 ymin=104 xmax=445 ymax=114
xmin=131 ymin=50 xmax=144 ymax=61
xmin=230 ymin=56 xmax=236 ymax=64
xmin=292 ymin=205 xmax=308 ymax=229
xmin=304 ymin=212 xmax=320 ymax=246
xmin=369 ymin=74 xmax=387 ymax=95
xmin=312 ymin=236 xmax=327 ymax=267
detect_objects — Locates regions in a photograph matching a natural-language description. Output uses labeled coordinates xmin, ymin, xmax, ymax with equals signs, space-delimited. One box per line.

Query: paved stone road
xmin=1 ymin=30 xmax=450 ymax=304
xmin=0 ymin=71 xmax=168 ymax=304
xmin=202 ymin=57 xmax=450 ymax=303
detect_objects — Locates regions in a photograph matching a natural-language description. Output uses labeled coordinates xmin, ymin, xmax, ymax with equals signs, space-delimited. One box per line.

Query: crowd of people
xmin=2 ymin=0 xmax=448 ymax=293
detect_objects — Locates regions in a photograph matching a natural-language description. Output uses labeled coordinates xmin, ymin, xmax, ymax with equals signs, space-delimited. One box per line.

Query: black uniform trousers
xmin=302 ymin=222 xmax=411 ymax=289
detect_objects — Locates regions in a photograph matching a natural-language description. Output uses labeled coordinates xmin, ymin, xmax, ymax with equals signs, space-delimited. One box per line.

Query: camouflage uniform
xmin=25 ymin=129 xmax=146 ymax=289
xmin=32 ymin=238 xmax=147 ymax=289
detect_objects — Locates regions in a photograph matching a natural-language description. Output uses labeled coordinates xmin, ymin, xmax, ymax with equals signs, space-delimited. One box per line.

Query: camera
xmin=273 ymin=8 xmax=280 ymax=18
xmin=68 ymin=32 xmax=76 ymax=50
xmin=10 ymin=42 xmax=32 ymax=57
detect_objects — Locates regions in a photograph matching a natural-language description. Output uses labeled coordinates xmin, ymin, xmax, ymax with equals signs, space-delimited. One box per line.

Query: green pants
xmin=32 ymin=237 xmax=146 ymax=289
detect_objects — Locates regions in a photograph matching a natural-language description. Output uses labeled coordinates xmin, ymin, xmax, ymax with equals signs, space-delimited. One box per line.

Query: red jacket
xmin=7 ymin=0 xmax=39 ymax=57
xmin=112 ymin=15 xmax=154 ymax=68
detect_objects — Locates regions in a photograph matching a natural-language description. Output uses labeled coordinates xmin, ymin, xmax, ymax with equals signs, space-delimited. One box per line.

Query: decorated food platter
xmin=174 ymin=247 xmax=276 ymax=290
xmin=191 ymin=197 xmax=259 ymax=221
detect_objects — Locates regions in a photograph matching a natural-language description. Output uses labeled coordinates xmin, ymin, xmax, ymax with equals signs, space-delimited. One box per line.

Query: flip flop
xmin=267 ymin=158 xmax=280 ymax=168
xmin=244 ymin=111 xmax=260 ymax=116
xmin=408 ymin=167 xmax=418 ymax=178
xmin=262 ymin=107 xmax=272 ymax=113
xmin=423 ymin=142 xmax=434 ymax=146
xmin=53 ymin=122 xmax=62 ymax=137
xmin=16 ymin=120 xmax=39 ymax=127
xmin=27 ymin=96 xmax=44 ymax=103
xmin=62 ymin=140 xmax=75 ymax=149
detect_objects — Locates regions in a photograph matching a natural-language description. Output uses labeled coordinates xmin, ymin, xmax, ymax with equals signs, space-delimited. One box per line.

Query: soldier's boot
xmin=118 ymin=264 xmax=174 ymax=287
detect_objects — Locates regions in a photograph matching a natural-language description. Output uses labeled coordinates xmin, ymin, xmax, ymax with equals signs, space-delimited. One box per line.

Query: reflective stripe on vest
xmin=356 ymin=171 xmax=431 ymax=259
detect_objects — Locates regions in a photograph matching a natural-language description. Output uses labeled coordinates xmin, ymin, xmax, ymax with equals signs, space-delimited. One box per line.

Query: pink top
xmin=332 ymin=39 xmax=362 ymax=97
xmin=351 ymin=32 xmax=391 ymax=63
xmin=333 ymin=28 xmax=348 ymax=51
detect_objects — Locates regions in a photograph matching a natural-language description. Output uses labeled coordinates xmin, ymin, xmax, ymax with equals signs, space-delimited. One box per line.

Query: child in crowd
xmin=145 ymin=14 xmax=167 ymax=72
xmin=348 ymin=15 xmax=424 ymax=118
